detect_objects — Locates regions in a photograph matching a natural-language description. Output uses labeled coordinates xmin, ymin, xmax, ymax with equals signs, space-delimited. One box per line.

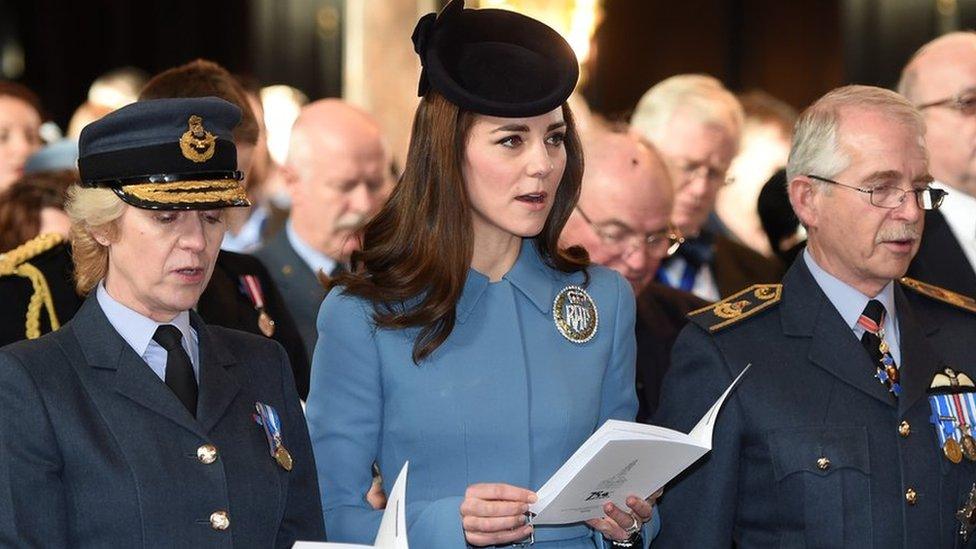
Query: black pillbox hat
xmin=77 ymin=96 xmax=249 ymax=210
xmin=412 ymin=0 xmax=579 ymax=117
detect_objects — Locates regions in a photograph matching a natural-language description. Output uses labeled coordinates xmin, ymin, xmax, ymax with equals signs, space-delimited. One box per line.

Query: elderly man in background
xmin=631 ymin=74 xmax=782 ymax=300
xmin=900 ymin=32 xmax=976 ymax=297
xmin=560 ymin=129 xmax=708 ymax=423
xmin=256 ymin=100 xmax=392 ymax=359
xmin=654 ymin=84 xmax=976 ymax=547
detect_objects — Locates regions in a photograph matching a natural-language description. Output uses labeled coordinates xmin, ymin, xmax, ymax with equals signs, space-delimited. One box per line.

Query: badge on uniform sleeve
xmin=552 ymin=285 xmax=598 ymax=343
xmin=253 ymin=402 xmax=293 ymax=471
xmin=240 ymin=275 xmax=276 ymax=337
xmin=927 ymin=367 xmax=976 ymax=464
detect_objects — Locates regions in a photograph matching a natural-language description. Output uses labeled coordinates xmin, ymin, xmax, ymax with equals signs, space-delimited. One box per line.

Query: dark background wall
xmin=3 ymin=0 xmax=976 ymax=129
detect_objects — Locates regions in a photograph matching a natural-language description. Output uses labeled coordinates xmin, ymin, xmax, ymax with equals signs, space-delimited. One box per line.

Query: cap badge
xmin=553 ymin=285 xmax=598 ymax=344
xmin=179 ymin=114 xmax=217 ymax=163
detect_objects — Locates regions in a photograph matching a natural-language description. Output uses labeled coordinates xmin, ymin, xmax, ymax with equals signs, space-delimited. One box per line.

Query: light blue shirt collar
xmin=286 ymin=220 xmax=337 ymax=277
xmin=96 ymin=282 xmax=199 ymax=381
xmin=803 ymin=249 xmax=901 ymax=364
xmin=220 ymin=204 xmax=268 ymax=253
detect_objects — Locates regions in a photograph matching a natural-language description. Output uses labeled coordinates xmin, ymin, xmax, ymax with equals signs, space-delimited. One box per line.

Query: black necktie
xmin=153 ymin=325 xmax=198 ymax=416
xmin=858 ymin=299 xmax=901 ymax=396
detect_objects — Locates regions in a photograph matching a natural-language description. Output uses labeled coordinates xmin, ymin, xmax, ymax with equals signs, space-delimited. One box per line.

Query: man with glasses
xmin=654 ymin=85 xmax=976 ymax=547
xmin=900 ymin=32 xmax=976 ymax=297
xmin=561 ymin=130 xmax=707 ymax=421
xmin=631 ymin=74 xmax=782 ymax=301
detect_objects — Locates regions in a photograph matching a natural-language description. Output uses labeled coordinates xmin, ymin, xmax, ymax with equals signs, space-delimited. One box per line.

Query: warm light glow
xmin=477 ymin=0 xmax=602 ymax=67
xmin=260 ymin=85 xmax=309 ymax=165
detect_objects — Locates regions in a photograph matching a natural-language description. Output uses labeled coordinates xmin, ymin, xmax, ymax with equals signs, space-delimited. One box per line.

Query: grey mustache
xmin=875 ymin=225 xmax=920 ymax=244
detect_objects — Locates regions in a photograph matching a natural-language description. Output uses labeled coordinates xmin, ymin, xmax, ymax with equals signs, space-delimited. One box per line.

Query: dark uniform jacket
xmin=0 ymin=237 xmax=83 ymax=347
xmin=653 ymin=258 xmax=976 ymax=547
xmin=635 ymin=282 xmax=709 ymax=422
xmin=0 ymin=296 xmax=325 ymax=547
xmin=255 ymin=230 xmax=329 ymax=361
xmin=908 ymin=209 xmax=976 ymax=298
xmin=201 ymin=250 xmax=311 ymax=399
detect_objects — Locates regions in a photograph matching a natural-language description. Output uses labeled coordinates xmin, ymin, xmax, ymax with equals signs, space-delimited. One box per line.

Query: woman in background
xmin=0 ymin=81 xmax=44 ymax=192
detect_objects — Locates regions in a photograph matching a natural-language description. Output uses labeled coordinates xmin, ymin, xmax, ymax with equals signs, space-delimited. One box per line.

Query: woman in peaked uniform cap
xmin=306 ymin=1 xmax=658 ymax=547
xmin=0 ymin=97 xmax=324 ymax=547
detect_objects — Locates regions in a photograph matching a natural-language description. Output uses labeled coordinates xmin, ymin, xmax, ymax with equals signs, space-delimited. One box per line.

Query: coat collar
xmin=779 ymin=258 xmax=943 ymax=414
xmin=71 ymin=295 xmax=239 ymax=436
xmin=456 ymin=239 xmax=562 ymax=323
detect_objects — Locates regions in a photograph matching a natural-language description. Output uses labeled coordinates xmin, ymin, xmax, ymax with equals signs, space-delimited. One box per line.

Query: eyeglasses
xmin=575 ymin=206 xmax=685 ymax=259
xmin=672 ymin=159 xmax=734 ymax=188
xmin=806 ymin=174 xmax=947 ymax=210
xmin=917 ymin=90 xmax=976 ymax=116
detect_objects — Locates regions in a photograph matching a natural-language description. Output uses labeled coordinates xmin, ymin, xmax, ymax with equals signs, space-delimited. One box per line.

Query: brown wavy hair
xmin=0 ymin=169 xmax=75 ymax=253
xmin=331 ymin=92 xmax=589 ymax=363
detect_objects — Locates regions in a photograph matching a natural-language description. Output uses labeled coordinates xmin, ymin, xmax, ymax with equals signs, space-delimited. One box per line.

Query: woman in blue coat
xmin=305 ymin=1 xmax=659 ymax=547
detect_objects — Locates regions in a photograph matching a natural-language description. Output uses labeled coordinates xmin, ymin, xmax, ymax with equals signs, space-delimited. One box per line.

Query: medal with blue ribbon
xmin=253 ymin=402 xmax=293 ymax=471
xmin=928 ymin=368 xmax=976 ymax=464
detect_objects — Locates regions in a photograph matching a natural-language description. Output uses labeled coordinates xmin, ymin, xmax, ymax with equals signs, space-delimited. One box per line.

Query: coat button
xmin=210 ymin=510 xmax=230 ymax=530
xmin=197 ymin=444 xmax=218 ymax=464
xmin=816 ymin=457 xmax=831 ymax=471
xmin=905 ymin=488 xmax=917 ymax=505
xmin=898 ymin=421 xmax=911 ymax=437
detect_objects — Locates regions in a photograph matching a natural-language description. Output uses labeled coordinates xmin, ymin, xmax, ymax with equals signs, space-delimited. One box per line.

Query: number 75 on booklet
xmin=528 ymin=364 xmax=751 ymax=525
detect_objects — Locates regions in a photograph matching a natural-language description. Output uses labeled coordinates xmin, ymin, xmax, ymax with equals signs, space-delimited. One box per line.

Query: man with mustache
xmin=654 ymin=85 xmax=976 ymax=547
xmin=257 ymin=100 xmax=392 ymax=359
xmin=900 ymin=32 xmax=976 ymax=297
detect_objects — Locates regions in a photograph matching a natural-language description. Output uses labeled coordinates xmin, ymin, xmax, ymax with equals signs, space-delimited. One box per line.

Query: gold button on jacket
xmin=196 ymin=444 xmax=218 ymax=464
xmin=209 ymin=510 xmax=230 ymax=531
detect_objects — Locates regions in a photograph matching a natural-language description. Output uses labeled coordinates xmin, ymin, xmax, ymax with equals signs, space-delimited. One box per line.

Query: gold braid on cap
xmin=0 ymin=233 xmax=64 ymax=339
xmin=122 ymin=179 xmax=247 ymax=205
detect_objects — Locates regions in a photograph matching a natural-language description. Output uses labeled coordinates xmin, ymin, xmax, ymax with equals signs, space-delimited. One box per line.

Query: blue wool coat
xmin=306 ymin=240 xmax=659 ymax=548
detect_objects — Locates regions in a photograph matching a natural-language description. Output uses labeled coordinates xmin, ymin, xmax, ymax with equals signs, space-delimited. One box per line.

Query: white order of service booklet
xmin=294 ymin=462 xmax=410 ymax=549
xmin=528 ymin=365 xmax=751 ymax=525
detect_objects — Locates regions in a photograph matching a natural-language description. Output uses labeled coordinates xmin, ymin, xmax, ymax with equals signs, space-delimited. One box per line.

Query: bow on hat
xmin=412 ymin=0 xmax=463 ymax=97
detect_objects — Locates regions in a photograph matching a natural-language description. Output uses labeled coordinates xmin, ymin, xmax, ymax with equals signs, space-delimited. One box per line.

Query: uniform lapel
xmin=895 ymin=286 xmax=944 ymax=418
xmin=71 ymin=296 xmax=204 ymax=436
xmin=191 ymin=312 xmax=241 ymax=434
xmin=780 ymin=260 xmax=895 ymax=408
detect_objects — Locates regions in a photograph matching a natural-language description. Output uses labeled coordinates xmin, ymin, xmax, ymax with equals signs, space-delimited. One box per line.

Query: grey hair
xmin=630 ymin=74 xmax=744 ymax=151
xmin=786 ymin=85 xmax=925 ymax=184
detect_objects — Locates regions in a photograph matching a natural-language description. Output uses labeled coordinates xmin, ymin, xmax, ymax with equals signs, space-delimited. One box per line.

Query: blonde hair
xmin=630 ymin=74 xmax=744 ymax=150
xmin=64 ymin=185 xmax=125 ymax=294
xmin=786 ymin=85 xmax=925 ymax=183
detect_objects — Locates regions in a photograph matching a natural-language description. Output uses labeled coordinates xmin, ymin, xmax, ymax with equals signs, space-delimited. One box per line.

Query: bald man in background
xmin=900 ymin=32 xmax=976 ymax=297
xmin=561 ymin=130 xmax=708 ymax=422
xmin=256 ymin=100 xmax=392 ymax=358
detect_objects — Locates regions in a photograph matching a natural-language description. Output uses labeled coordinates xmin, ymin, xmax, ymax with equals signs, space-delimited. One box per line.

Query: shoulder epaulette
xmin=899 ymin=277 xmax=976 ymax=314
xmin=688 ymin=283 xmax=783 ymax=333
xmin=0 ymin=232 xmax=64 ymax=274
xmin=0 ymin=233 xmax=66 ymax=339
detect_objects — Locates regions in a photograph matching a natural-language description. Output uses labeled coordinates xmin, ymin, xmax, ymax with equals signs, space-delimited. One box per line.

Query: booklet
xmin=528 ymin=365 xmax=751 ymax=525
xmin=294 ymin=462 xmax=410 ymax=549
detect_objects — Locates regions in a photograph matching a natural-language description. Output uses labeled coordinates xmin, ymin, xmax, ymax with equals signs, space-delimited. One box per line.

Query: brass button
xmin=197 ymin=444 xmax=218 ymax=465
xmin=898 ymin=421 xmax=911 ymax=438
xmin=905 ymin=488 xmax=917 ymax=505
xmin=817 ymin=457 xmax=831 ymax=471
xmin=209 ymin=510 xmax=230 ymax=531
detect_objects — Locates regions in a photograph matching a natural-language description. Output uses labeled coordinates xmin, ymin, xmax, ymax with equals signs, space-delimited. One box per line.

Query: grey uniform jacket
xmin=653 ymin=258 xmax=976 ymax=548
xmin=0 ymin=295 xmax=325 ymax=547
